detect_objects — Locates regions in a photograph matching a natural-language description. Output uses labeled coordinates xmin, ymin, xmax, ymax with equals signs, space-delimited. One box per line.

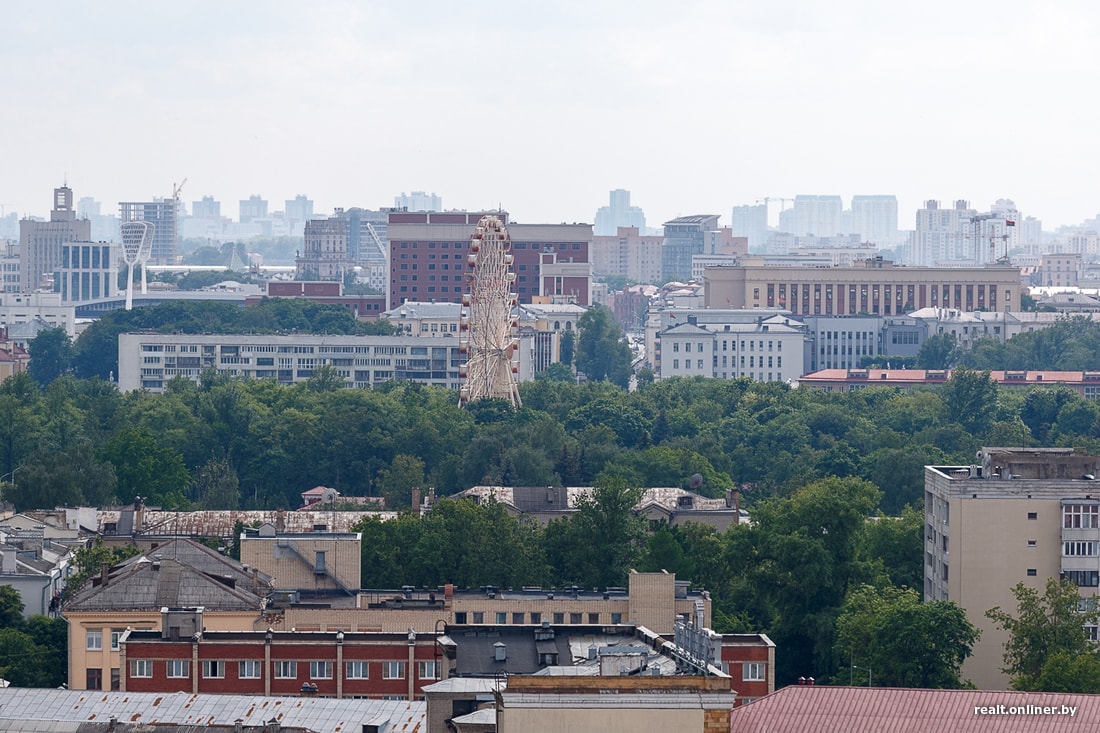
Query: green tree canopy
xmin=26 ymin=328 xmax=74 ymax=387
xmin=986 ymin=577 xmax=1100 ymax=690
xmin=575 ymin=305 xmax=632 ymax=388
xmin=836 ymin=584 xmax=979 ymax=688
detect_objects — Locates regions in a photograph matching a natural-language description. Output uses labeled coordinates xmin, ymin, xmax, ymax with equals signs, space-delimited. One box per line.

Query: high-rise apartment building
xmin=119 ymin=200 xmax=177 ymax=265
xmin=849 ymin=195 xmax=899 ymax=245
xmin=911 ymin=199 xmax=976 ymax=266
xmin=790 ymin=195 xmax=843 ymax=237
xmin=731 ymin=204 xmax=769 ymax=251
xmin=191 ymin=196 xmax=221 ymax=220
xmin=594 ymin=189 xmax=646 ymax=236
xmin=591 ymin=227 xmax=665 ymax=284
xmin=238 ymin=195 xmax=268 ymax=224
xmin=19 ymin=186 xmax=91 ymax=292
xmin=925 ymin=448 xmax=1100 ymax=689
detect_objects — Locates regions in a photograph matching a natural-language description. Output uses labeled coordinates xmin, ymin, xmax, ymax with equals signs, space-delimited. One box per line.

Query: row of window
xmin=130 ymin=659 xmax=439 ymax=681
xmin=672 ymin=340 xmax=783 ymax=353
xmin=452 ymin=610 xmax=622 ymax=625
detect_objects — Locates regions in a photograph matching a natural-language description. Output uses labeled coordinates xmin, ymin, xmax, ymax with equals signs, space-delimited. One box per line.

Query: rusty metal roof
xmin=730 ymin=685 xmax=1100 ymax=732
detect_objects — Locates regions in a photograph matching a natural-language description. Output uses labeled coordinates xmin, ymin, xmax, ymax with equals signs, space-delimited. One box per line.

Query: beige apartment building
xmin=705 ymin=258 xmax=1021 ymax=315
xmin=925 ymin=447 xmax=1100 ymax=689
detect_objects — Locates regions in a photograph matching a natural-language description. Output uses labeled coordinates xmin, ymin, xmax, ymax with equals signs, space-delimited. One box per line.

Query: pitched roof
xmin=730 ymin=685 xmax=1100 ymax=732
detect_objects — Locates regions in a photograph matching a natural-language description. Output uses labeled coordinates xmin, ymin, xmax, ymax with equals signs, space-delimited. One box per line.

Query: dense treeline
xmin=9 ymin=360 xmax=1100 ymax=685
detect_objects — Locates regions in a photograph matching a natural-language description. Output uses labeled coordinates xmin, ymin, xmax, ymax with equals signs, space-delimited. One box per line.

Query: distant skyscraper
xmin=850 ymin=195 xmax=899 ymax=245
xmin=77 ymin=196 xmax=120 ymax=242
xmin=594 ymin=189 xmax=646 ymax=236
xmin=791 ymin=195 xmax=843 ymax=237
xmin=911 ymin=200 xmax=975 ymax=266
xmin=119 ymin=199 xmax=178 ymax=265
xmin=20 ymin=185 xmax=91 ymax=292
xmin=730 ymin=204 xmax=768 ymax=251
xmin=394 ymin=192 xmax=442 ymax=212
xmin=296 ymin=216 xmax=351 ymax=281
xmin=285 ymin=195 xmax=314 ymax=224
xmin=239 ymin=195 xmax=268 ymax=224
xmin=192 ymin=196 xmax=221 ymax=220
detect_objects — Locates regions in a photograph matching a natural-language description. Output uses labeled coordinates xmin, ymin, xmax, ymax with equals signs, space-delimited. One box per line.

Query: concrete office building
xmin=704 ymin=258 xmax=1021 ymax=315
xmin=912 ymin=199 xmax=977 ymax=266
xmin=55 ymin=241 xmax=119 ymax=303
xmin=790 ymin=195 xmax=843 ymax=237
xmin=661 ymin=215 xmax=720 ymax=283
xmin=20 ymin=186 xmax=91 ymax=293
xmin=924 ymin=447 xmax=1100 ymax=690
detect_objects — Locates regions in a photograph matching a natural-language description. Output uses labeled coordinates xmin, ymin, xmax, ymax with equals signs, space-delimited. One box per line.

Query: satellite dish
xmin=689 ymin=473 xmax=703 ymax=490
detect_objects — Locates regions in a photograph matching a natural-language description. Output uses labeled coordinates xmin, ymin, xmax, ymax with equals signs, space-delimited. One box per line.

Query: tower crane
xmin=755 ymin=197 xmax=793 ymax=211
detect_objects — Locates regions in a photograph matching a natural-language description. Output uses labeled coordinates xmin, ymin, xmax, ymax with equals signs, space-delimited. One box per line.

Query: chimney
xmin=411 ymin=487 xmax=421 ymax=516
xmin=276 ymin=508 xmax=286 ymax=533
xmin=1 ymin=547 xmax=15 ymax=574
xmin=100 ymin=562 xmax=110 ymax=587
xmin=252 ymin=568 xmax=259 ymax=595
xmin=494 ymin=642 xmax=507 ymax=662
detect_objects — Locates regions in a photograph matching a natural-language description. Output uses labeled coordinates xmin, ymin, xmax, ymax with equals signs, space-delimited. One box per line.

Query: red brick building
xmin=386 ymin=211 xmax=591 ymax=309
xmin=121 ymin=618 xmax=441 ymax=700
xmin=721 ymin=633 xmax=776 ymax=706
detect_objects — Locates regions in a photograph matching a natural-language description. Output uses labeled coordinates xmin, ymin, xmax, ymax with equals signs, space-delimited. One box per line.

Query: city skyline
xmin=3 ymin=1 xmax=1099 ymax=230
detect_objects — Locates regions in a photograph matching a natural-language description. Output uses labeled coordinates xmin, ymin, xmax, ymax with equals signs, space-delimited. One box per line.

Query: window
xmin=167 ymin=660 xmax=190 ymax=678
xmin=472 ymin=611 xmax=484 ymax=624
xmin=1027 ymin=569 xmax=1037 ymax=577
xmin=382 ymin=661 xmax=406 ymax=680
xmin=130 ymin=659 xmax=153 ymax=678
xmin=239 ymin=660 xmax=262 ymax=679
xmin=553 ymin=612 xmax=564 ymax=624
xmin=588 ymin=613 xmax=600 ymax=624
xmin=310 ymin=661 xmax=333 ymax=679
xmin=611 ymin=613 xmax=622 ymax=624
xmin=1064 ymin=504 xmax=1099 ymax=528
xmin=86 ymin=630 xmax=103 ymax=650
xmin=1065 ymin=541 xmax=1099 ymax=556
xmin=86 ymin=668 xmax=102 ymax=690
xmin=673 ymin=359 xmax=679 ymax=369
xmin=570 ymin=612 xmax=582 ymax=624
xmin=418 ymin=661 xmax=440 ymax=679
xmin=203 ymin=660 xmax=225 ymax=679
xmin=743 ymin=662 xmax=766 ymax=681
xmin=1065 ymin=570 xmax=1099 ymax=587
xmin=496 ymin=612 xmax=507 ymax=625
xmin=530 ymin=612 xmax=541 ymax=624
xmin=1028 ymin=512 xmax=1038 ymax=521
xmin=346 ymin=661 xmax=370 ymax=679
xmin=275 ymin=661 xmax=297 ymax=679
xmin=512 ymin=612 xmax=524 ymax=624
xmin=455 ymin=612 xmax=468 ymax=624
xmin=110 ymin=630 xmax=123 ymax=650
xmin=111 ymin=668 xmax=120 ymax=691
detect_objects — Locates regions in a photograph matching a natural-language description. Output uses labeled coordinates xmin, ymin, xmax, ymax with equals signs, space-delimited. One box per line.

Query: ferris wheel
xmin=459 ymin=214 xmax=522 ymax=407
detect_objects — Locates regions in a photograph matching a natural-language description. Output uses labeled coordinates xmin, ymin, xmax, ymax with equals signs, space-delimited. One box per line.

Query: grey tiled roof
xmin=65 ymin=557 xmax=263 ymax=612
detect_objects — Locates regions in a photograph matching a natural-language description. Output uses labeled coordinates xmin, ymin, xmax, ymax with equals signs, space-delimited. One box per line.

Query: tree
xmin=986 ymin=577 xmax=1100 ymax=690
xmin=940 ymin=368 xmax=998 ymax=435
xmin=100 ymin=428 xmax=191 ymax=509
xmin=537 ymin=362 xmax=575 ymax=383
xmin=575 ymin=305 xmax=632 ymax=388
xmin=26 ymin=328 xmax=74 ymax=387
xmin=857 ymin=506 xmax=924 ymax=590
xmin=375 ymin=454 xmax=426 ymax=509
xmin=916 ymin=333 xmax=959 ymax=369
xmin=0 ymin=585 xmax=24 ymax=629
xmin=193 ymin=457 xmax=240 ymax=510
xmin=836 ymin=584 xmax=978 ymax=688
xmin=65 ymin=540 xmax=142 ymax=598
xmin=559 ymin=329 xmax=575 ymax=367
xmin=6 ymin=442 xmax=116 ymax=511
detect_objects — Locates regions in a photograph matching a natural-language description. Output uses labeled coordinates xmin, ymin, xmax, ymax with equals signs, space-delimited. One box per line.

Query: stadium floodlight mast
xmin=120 ymin=220 xmax=154 ymax=310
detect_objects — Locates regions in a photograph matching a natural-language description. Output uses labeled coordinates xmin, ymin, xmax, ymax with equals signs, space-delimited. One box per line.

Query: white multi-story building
xmin=850 ymin=195 xmax=899 ymax=246
xmin=911 ymin=199 xmax=976 ymax=266
xmin=730 ymin=204 xmax=769 ymax=251
xmin=0 ymin=292 xmax=78 ymax=338
xmin=790 ymin=195 xmax=843 ymax=237
xmin=656 ymin=316 xmax=804 ymax=383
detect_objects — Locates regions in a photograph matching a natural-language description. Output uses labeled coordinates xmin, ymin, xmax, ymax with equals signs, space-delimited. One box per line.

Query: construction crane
xmin=172 ymin=178 xmax=187 ymax=208
xmin=755 ymin=197 xmax=793 ymax=211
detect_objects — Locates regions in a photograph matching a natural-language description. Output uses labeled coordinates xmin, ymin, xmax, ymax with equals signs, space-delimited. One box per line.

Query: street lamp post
xmin=852 ymin=664 xmax=872 ymax=687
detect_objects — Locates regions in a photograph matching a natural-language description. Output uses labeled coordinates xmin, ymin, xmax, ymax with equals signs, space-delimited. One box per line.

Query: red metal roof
xmin=730 ymin=685 xmax=1100 ymax=732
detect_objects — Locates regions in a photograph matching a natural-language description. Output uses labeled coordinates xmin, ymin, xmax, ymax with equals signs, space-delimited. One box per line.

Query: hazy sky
xmin=4 ymin=0 xmax=1099 ymax=230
